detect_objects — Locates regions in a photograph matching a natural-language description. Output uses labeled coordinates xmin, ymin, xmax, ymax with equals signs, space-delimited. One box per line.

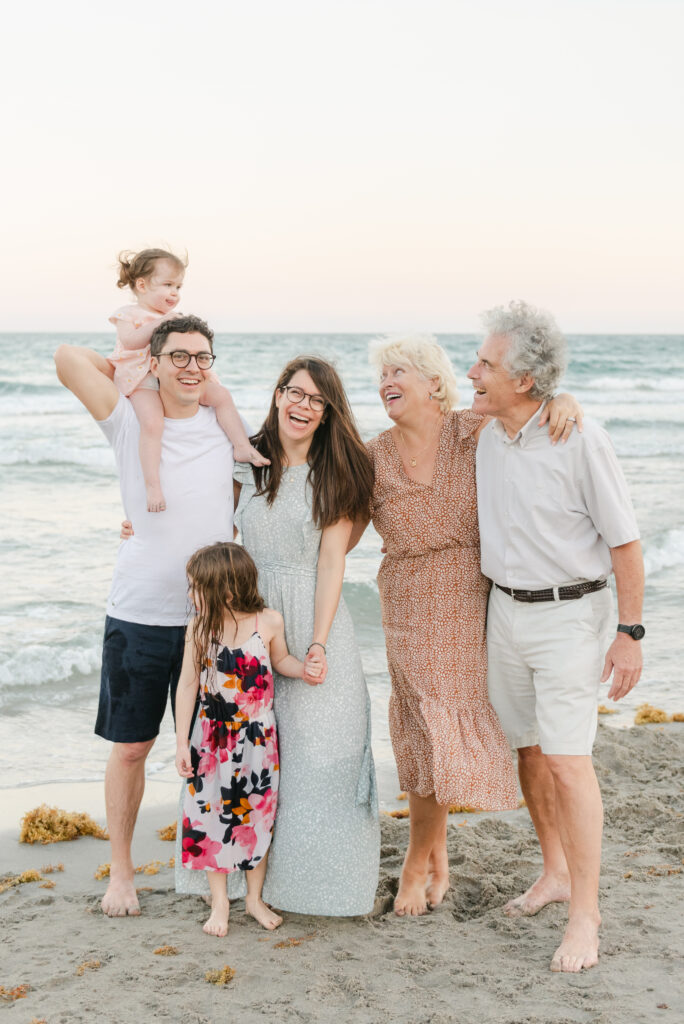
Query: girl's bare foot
xmin=203 ymin=900 xmax=230 ymax=937
xmin=234 ymin=443 xmax=270 ymax=468
xmin=504 ymin=872 xmax=571 ymax=917
xmin=550 ymin=911 xmax=600 ymax=972
xmin=425 ymin=844 xmax=450 ymax=907
xmin=146 ymin=483 xmax=166 ymax=512
xmin=395 ymin=865 xmax=429 ymax=916
xmin=245 ymin=895 xmax=283 ymax=930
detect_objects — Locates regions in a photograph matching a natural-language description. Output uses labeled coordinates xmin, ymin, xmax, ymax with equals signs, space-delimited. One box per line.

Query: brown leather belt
xmin=495 ymin=579 xmax=608 ymax=603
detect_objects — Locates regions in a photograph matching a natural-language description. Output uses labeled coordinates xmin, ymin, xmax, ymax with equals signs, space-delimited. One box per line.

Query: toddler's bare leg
xmin=245 ymin=854 xmax=282 ymax=930
xmin=203 ymin=870 xmax=230 ymax=936
xmin=201 ymin=381 xmax=270 ymax=466
xmin=129 ymin=388 xmax=166 ymax=512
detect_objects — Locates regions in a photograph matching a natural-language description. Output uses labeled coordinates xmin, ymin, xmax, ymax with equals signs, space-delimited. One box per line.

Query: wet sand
xmin=1 ymin=723 xmax=682 ymax=1024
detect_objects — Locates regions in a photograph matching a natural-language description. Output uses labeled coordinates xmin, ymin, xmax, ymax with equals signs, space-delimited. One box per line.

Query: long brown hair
xmin=186 ymin=543 xmax=265 ymax=677
xmin=250 ymin=357 xmax=373 ymax=529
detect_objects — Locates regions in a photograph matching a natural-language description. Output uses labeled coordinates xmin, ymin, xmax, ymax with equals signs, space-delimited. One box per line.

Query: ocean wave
xmin=0 ymin=642 xmax=101 ymax=691
xmin=0 ymin=391 xmax=82 ymax=416
xmin=0 ymin=440 xmax=114 ymax=469
xmin=643 ymin=529 xmax=684 ymax=577
xmin=578 ymin=375 xmax=684 ymax=394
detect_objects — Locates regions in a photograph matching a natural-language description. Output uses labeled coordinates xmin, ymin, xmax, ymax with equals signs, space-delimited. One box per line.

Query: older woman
xmin=365 ymin=335 xmax=579 ymax=916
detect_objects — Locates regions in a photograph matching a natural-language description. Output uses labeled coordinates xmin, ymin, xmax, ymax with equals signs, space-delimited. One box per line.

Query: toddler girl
xmin=175 ymin=542 xmax=323 ymax=937
xmin=109 ymin=248 xmax=267 ymax=512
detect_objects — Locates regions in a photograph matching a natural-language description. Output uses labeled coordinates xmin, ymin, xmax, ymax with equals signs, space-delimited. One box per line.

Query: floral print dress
xmin=181 ymin=626 xmax=279 ymax=874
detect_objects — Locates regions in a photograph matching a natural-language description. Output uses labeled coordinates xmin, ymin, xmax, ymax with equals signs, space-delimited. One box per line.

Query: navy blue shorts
xmin=95 ymin=616 xmax=186 ymax=744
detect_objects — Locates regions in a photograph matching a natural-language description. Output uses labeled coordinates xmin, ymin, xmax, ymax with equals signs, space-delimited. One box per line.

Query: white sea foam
xmin=0 ymin=643 xmax=101 ymax=691
xmin=585 ymin=375 xmax=684 ymax=393
xmin=0 ymin=392 xmax=82 ymax=416
xmin=643 ymin=528 xmax=684 ymax=577
xmin=0 ymin=440 xmax=114 ymax=468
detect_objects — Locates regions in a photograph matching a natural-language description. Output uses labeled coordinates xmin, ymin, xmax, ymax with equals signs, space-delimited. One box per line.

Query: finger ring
xmin=567 ymin=417 xmax=576 ymax=422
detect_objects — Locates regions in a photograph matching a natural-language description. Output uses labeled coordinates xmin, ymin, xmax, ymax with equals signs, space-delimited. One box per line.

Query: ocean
xmin=1 ymin=333 xmax=682 ymax=805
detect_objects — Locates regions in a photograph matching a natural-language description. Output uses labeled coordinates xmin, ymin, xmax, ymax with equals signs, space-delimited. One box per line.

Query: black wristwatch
xmin=617 ymin=623 xmax=645 ymax=641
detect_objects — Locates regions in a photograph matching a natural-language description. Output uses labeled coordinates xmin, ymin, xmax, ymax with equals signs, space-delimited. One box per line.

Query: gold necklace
xmin=398 ymin=417 xmax=443 ymax=468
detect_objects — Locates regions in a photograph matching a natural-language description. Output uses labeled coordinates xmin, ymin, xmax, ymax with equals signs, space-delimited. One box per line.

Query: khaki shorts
xmin=486 ymin=584 xmax=613 ymax=755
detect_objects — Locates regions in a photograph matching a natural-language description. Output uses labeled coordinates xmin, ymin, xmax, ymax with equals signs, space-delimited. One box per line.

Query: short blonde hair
xmin=368 ymin=334 xmax=459 ymax=412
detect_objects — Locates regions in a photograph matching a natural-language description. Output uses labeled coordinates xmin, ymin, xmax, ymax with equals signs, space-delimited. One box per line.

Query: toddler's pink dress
xmin=108 ymin=305 xmax=161 ymax=396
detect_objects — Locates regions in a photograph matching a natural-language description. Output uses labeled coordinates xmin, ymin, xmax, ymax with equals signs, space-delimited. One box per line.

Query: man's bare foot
xmin=146 ymin=483 xmax=166 ymax=513
xmin=550 ymin=912 xmax=600 ymax=972
xmin=203 ymin=900 xmax=230 ymax=937
xmin=101 ymin=876 xmax=140 ymax=917
xmin=425 ymin=844 xmax=450 ymax=907
xmin=395 ymin=866 xmax=429 ymax=916
xmin=234 ymin=443 xmax=270 ymax=468
xmin=504 ymin=872 xmax=571 ymax=917
xmin=245 ymin=895 xmax=283 ymax=930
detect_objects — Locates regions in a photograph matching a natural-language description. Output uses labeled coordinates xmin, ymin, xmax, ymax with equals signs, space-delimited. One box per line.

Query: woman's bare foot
xmin=101 ymin=875 xmax=140 ymax=917
xmin=504 ymin=872 xmax=571 ymax=917
xmin=425 ymin=844 xmax=450 ymax=908
xmin=395 ymin=865 xmax=429 ymax=916
xmin=245 ymin=895 xmax=283 ymax=930
xmin=234 ymin=443 xmax=271 ymax=468
xmin=146 ymin=482 xmax=166 ymax=512
xmin=550 ymin=912 xmax=600 ymax=972
xmin=203 ymin=900 xmax=230 ymax=937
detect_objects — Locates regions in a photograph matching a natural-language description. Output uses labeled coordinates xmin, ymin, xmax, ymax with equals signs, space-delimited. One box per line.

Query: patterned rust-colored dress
xmin=367 ymin=409 xmax=518 ymax=809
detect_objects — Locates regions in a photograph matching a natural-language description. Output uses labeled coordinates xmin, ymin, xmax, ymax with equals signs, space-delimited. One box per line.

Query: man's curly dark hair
xmin=150 ymin=315 xmax=214 ymax=357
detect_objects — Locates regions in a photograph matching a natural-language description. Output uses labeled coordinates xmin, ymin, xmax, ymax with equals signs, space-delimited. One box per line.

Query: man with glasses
xmin=54 ymin=316 xmax=242 ymax=917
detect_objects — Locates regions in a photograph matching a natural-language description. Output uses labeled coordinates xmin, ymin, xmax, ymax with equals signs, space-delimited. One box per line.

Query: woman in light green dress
xmin=176 ymin=357 xmax=380 ymax=915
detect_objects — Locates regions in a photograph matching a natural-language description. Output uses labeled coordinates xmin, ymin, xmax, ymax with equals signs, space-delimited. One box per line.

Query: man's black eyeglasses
xmin=158 ymin=350 xmax=216 ymax=369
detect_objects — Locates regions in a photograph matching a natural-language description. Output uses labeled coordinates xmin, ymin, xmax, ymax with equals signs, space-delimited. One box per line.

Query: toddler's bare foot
xmin=245 ymin=895 xmax=283 ymax=930
xmin=101 ymin=875 xmax=140 ymax=917
xmin=234 ymin=443 xmax=270 ymax=468
xmin=203 ymin=899 xmax=230 ymax=937
xmin=550 ymin=912 xmax=600 ymax=972
xmin=504 ymin=872 xmax=570 ymax=917
xmin=146 ymin=483 xmax=167 ymax=513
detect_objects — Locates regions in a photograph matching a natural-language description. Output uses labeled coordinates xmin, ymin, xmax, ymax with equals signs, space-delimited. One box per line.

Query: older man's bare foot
xmin=101 ymin=876 xmax=140 ymax=917
xmin=203 ymin=900 xmax=230 ymax=937
xmin=504 ymin=872 xmax=570 ymax=917
xmin=395 ymin=867 xmax=429 ymax=916
xmin=425 ymin=845 xmax=450 ymax=907
xmin=246 ymin=895 xmax=283 ymax=930
xmin=550 ymin=912 xmax=600 ymax=972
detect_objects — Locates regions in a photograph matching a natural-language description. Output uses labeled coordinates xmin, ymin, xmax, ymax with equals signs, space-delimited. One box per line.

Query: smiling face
xmin=274 ymin=369 xmax=326 ymax=447
xmin=150 ymin=330 xmax=212 ymax=417
xmin=135 ymin=258 xmax=184 ymax=316
xmin=379 ymin=362 xmax=436 ymax=422
xmin=467 ymin=332 xmax=526 ymax=419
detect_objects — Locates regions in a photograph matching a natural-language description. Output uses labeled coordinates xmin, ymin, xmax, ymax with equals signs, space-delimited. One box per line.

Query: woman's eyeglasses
xmin=158 ymin=350 xmax=216 ymax=369
xmin=279 ymin=385 xmax=327 ymax=412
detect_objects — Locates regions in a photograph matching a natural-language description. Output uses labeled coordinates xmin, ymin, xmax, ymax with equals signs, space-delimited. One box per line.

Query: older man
xmin=54 ymin=316 xmax=237 ymax=917
xmin=469 ymin=301 xmax=643 ymax=973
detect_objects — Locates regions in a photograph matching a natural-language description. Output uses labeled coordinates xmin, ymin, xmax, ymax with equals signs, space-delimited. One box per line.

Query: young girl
xmin=175 ymin=542 xmax=323 ymax=937
xmin=109 ymin=248 xmax=267 ymax=512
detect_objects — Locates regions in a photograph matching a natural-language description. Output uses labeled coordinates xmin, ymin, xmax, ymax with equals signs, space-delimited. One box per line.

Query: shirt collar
xmin=492 ymin=401 xmax=548 ymax=448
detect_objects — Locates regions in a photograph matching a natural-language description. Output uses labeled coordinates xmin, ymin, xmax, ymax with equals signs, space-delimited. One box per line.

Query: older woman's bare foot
xmin=395 ymin=867 xmax=429 ymax=916
xmin=550 ymin=912 xmax=600 ymax=972
xmin=101 ymin=875 xmax=140 ymax=917
xmin=246 ymin=895 xmax=283 ymax=930
xmin=425 ymin=845 xmax=450 ymax=907
xmin=203 ymin=900 xmax=230 ymax=937
xmin=504 ymin=872 xmax=570 ymax=917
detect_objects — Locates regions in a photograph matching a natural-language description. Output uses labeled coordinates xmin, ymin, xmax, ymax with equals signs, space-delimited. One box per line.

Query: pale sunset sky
xmin=2 ymin=0 xmax=682 ymax=333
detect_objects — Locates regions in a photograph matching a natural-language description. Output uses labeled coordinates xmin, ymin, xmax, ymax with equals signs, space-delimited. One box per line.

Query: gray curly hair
xmin=480 ymin=301 xmax=567 ymax=401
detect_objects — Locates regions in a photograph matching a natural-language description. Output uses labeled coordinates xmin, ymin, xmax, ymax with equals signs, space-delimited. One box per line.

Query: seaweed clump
xmin=634 ymin=704 xmax=683 ymax=724
xmin=157 ymin=823 xmax=177 ymax=841
xmin=0 ymin=870 xmax=43 ymax=895
xmin=20 ymin=805 xmax=108 ymax=845
xmin=205 ymin=966 xmax=235 ymax=985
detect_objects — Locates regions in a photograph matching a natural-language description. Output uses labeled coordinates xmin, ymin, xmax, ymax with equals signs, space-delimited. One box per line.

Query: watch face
xmin=631 ymin=624 xmax=646 ymax=640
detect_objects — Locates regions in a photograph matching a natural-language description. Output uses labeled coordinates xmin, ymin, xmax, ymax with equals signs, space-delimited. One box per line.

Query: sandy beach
xmin=1 ymin=722 xmax=682 ymax=1024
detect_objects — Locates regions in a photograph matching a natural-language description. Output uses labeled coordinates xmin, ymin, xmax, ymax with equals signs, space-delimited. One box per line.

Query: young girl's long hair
xmin=250 ymin=357 xmax=373 ymax=529
xmin=186 ymin=543 xmax=265 ymax=679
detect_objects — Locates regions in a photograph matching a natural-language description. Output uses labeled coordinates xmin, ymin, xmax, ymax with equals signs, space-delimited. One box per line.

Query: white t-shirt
xmin=98 ymin=396 xmax=236 ymax=626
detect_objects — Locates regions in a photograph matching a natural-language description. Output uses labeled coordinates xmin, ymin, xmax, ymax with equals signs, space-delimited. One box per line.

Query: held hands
xmin=601 ymin=635 xmax=643 ymax=701
xmin=175 ymin=744 xmax=193 ymax=778
xmin=539 ymin=393 xmax=584 ymax=445
xmin=302 ymin=649 xmax=327 ymax=686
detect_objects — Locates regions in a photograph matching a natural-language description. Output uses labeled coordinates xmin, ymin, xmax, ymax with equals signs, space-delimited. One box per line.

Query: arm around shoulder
xmin=54 ymin=344 xmax=120 ymax=421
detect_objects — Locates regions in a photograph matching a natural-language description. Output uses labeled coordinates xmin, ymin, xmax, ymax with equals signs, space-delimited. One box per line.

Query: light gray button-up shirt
xmin=476 ymin=404 xmax=640 ymax=589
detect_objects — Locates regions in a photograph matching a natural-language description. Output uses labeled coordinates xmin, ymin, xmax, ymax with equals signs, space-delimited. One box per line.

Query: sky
xmin=2 ymin=0 xmax=682 ymax=333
